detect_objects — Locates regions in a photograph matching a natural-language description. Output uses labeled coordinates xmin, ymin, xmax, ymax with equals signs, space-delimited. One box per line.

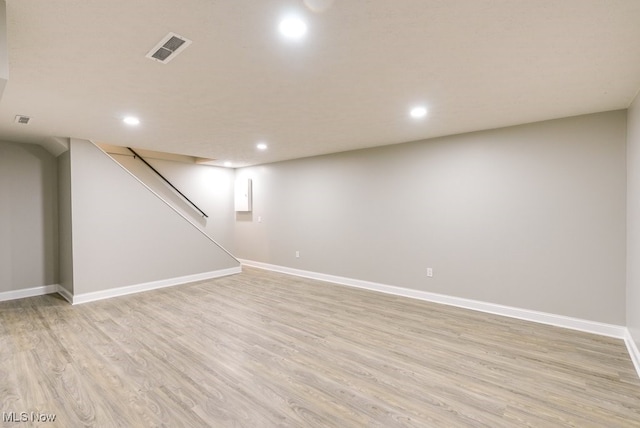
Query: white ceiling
xmin=1 ymin=0 xmax=640 ymax=167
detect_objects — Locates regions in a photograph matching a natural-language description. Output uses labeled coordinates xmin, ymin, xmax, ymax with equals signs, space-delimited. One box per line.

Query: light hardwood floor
xmin=1 ymin=267 xmax=639 ymax=427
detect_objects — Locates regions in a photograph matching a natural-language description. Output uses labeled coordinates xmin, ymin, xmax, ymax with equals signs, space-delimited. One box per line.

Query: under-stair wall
xmin=103 ymin=146 xmax=236 ymax=250
xmin=61 ymin=139 xmax=239 ymax=303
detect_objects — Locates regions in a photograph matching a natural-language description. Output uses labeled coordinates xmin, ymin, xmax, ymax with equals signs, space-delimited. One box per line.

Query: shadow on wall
xmin=236 ymin=212 xmax=253 ymax=222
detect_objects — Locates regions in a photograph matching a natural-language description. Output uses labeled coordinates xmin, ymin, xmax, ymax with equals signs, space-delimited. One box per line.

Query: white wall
xmin=628 ymin=94 xmax=640 ymax=347
xmin=0 ymin=141 xmax=58 ymax=292
xmin=68 ymin=139 xmax=238 ymax=294
xmin=235 ymin=111 xmax=627 ymax=324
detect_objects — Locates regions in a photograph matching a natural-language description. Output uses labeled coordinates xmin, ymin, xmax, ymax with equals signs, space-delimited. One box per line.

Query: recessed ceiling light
xmin=123 ymin=116 xmax=140 ymax=126
xmin=279 ymin=17 xmax=307 ymax=39
xmin=257 ymin=142 xmax=268 ymax=150
xmin=224 ymin=161 xmax=233 ymax=167
xmin=410 ymin=106 xmax=427 ymax=119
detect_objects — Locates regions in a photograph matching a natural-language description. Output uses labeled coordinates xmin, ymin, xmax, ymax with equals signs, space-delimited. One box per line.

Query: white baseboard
xmin=0 ymin=284 xmax=59 ymax=302
xmin=625 ymin=330 xmax=640 ymax=378
xmin=241 ymin=259 xmax=640 ymax=380
xmin=239 ymin=259 xmax=627 ymax=339
xmin=69 ymin=266 xmax=242 ymax=305
xmin=2 ymin=263 xmax=637 ymax=379
xmin=57 ymin=285 xmax=74 ymax=304
xmin=0 ymin=267 xmax=242 ymax=306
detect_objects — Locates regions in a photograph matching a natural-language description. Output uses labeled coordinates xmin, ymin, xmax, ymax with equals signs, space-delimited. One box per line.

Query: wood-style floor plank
xmin=1 ymin=267 xmax=639 ymax=427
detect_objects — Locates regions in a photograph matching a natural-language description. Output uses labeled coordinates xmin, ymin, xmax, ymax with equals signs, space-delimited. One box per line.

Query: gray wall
xmin=108 ymin=153 xmax=235 ymax=251
xmin=0 ymin=141 xmax=58 ymax=292
xmin=68 ymin=139 xmax=238 ymax=294
xmin=235 ymin=111 xmax=627 ymax=324
xmin=57 ymin=149 xmax=73 ymax=294
xmin=0 ymin=0 xmax=8 ymax=99
xmin=628 ymin=95 xmax=640 ymax=346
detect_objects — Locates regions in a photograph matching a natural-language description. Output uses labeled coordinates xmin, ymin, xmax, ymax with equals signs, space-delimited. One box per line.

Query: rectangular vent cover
xmin=145 ymin=32 xmax=192 ymax=64
xmin=14 ymin=115 xmax=31 ymax=124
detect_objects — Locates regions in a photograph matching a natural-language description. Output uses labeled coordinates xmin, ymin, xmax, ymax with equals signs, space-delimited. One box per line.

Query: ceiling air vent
xmin=14 ymin=115 xmax=31 ymax=124
xmin=145 ymin=32 xmax=192 ymax=64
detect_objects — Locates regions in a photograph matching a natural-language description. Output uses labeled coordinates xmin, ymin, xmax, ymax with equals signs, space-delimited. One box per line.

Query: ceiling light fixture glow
xmin=410 ymin=106 xmax=427 ymax=119
xmin=123 ymin=116 xmax=140 ymax=125
xmin=224 ymin=161 xmax=232 ymax=167
xmin=257 ymin=142 xmax=268 ymax=150
xmin=279 ymin=17 xmax=307 ymax=39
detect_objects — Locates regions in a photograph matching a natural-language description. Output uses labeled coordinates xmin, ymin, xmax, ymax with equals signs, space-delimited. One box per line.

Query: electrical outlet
xmin=427 ymin=268 xmax=433 ymax=277
xmin=257 ymin=216 xmax=262 ymax=223
xmin=295 ymin=251 xmax=300 ymax=258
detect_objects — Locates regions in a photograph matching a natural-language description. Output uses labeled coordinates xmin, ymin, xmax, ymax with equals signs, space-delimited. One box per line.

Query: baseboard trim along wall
xmin=2 ymin=262 xmax=638 ymax=379
xmin=66 ymin=266 xmax=242 ymax=305
xmin=1 ymin=267 xmax=242 ymax=306
xmin=57 ymin=285 xmax=73 ymax=304
xmin=0 ymin=284 xmax=59 ymax=302
xmin=625 ymin=330 xmax=640 ymax=379
xmin=1 ymin=268 xmax=242 ymax=305
xmin=240 ymin=259 xmax=626 ymax=337
xmin=241 ymin=259 xmax=640 ymax=379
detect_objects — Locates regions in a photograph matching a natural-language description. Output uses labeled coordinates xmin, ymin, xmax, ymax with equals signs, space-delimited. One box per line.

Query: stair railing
xmin=127 ymin=147 xmax=208 ymax=218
